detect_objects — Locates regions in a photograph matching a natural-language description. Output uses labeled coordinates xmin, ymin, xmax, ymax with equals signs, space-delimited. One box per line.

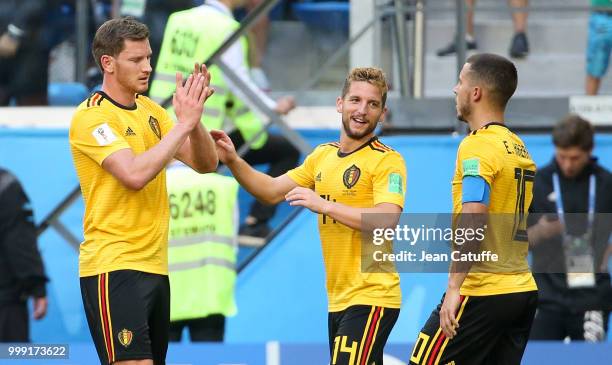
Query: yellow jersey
xmin=287 ymin=137 xmax=407 ymax=312
xmin=452 ymin=123 xmax=537 ymax=296
xmin=69 ymin=91 xmax=174 ymax=277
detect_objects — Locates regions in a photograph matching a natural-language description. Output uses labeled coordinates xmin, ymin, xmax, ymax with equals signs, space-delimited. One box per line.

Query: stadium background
xmin=1 ymin=129 xmax=611 ymax=364
xmin=3 ymin=0 xmax=612 ymax=363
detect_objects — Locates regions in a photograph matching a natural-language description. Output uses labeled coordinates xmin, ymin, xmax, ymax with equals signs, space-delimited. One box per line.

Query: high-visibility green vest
xmin=166 ymin=166 xmax=239 ymax=321
xmin=149 ymin=5 xmax=267 ymax=149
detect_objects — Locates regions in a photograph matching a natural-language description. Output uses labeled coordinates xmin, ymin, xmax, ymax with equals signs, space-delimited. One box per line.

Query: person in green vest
xmin=150 ymin=0 xmax=299 ymax=246
xmin=166 ymin=162 xmax=239 ymax=342
xmin=586 ymin=0 xmax=612 ymax=95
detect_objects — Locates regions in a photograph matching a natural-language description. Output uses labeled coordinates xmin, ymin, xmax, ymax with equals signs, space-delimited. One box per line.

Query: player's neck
xmin=101 ymin=78 xmax=137 ymax=107
xmin=468 ymin=110 xmax=505 ymax=131
xmin=339 ymin=133 xmax=374 ymax=153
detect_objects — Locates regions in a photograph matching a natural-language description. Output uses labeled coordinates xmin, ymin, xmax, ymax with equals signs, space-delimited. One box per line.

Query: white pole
xmin=265 ymin=341 xmax=280 ymax=365
xmin=350 ymin=0 xmax=378 ymax=68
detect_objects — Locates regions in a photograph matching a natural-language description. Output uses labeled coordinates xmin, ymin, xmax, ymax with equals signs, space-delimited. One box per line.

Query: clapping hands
xmin=173 ymin=63 xmax=215 ymax=131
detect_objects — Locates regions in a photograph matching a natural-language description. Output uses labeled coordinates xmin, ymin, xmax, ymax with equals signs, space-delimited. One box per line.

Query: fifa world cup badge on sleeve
xmin=92 ymin=123 xmax=117 ymax=146
xmin=462 ymin=158 xmax=480 ymax=177
xmin=388 ymin=173 xmax=403 ymax=194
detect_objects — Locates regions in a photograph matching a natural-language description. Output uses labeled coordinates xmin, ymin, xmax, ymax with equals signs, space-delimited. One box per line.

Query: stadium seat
xmin=234 ymin=0 xmax=286 ymax=21
xmin=292 ymin=2 xmax=349 ymax=35
xmin=48 ymin=82 xmax=90 ymax=106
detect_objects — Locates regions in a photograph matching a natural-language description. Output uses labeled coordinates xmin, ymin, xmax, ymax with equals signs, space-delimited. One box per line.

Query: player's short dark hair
xmin=92 ymin=17 xmax=149 ymax=71
xmin=466 ymin=53 xmax=517 ymax=110
xmin=341 ymin=67 xmax=389 ymax=107
xmin=552 ymin=114 xmax=594 ymax=151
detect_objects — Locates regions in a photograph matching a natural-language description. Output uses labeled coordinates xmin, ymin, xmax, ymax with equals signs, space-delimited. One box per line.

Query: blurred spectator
xmin=585 ymin=0 xmax=612 ymax=95
xmin=528 ymin=115 xmax=612 ymax=342
xmin=237 ymin=0 xmax=305 ymax=90
xmin=244 ymin=0 xmax=271 ymax=91
xmin=149 ymin=0 xmax=299 ymax=245
xmin=166 ymin=164 xmax=239 ymax=342
xmin=437 ymin=0 xmax=529 ymax=59
xmin=0 ymin=0 xmax=71 ymax=105
xmin=0 ymin=168 xmax=48 ymax=342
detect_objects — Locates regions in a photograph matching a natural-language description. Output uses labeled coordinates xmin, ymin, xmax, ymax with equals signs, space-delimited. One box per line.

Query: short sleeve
xmin=69 ymin=108 xmax=131 ymax=165
xmin=456 ymin=136 xmax=499 ymax=186
xmin=373 ymin=151 xmax=407 ymax=208
xmin=286 ymin=147 xmax=320 ymax=188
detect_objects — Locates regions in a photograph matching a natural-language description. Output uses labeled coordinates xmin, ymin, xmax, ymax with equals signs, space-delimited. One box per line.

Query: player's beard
xmin=117 ymin=67 xmax=148 ymax=95
xmin=456 ymin=99 xmax=471 ymax=123
xmin=132 ymin=76 xmax=149 ymax=94
xmin=342 ymin=113 xmax=379 ymax=140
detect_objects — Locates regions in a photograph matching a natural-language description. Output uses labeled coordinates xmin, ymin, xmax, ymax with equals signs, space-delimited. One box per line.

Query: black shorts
xmin=328 ymin=305 xmax=400 ymax=365
xmin=80 ymin=270 xmax=170 ymax=365
xmin=409 ymin=291 xmax=537 ymax=365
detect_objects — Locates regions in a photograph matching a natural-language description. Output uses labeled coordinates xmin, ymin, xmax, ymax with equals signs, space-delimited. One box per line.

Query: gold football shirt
xmin=452 ymin=123 xmax=538 ymax=296
xmin=287 ymin=137 xmax=407 ymax=311
xmin=70 ymin=91 xmax=174 ymax=277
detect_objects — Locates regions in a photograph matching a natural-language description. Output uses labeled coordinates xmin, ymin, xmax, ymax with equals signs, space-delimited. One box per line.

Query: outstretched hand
xmin=173 ymin=63 xmax=215 ymax=131
xmin=285 ymin=187 xmax=329 ymax=214
xmin=210 ymin=129 xmax=238 ymax=165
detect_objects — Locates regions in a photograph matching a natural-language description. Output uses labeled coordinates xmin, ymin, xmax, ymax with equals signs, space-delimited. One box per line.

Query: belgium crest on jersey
xmin=149 ymin=116 xmax=161 ymax=139
xmin=118 ymin=328 xmax=133 ymax=347
xmin=343 ymin=164 xmax=361 ymax=189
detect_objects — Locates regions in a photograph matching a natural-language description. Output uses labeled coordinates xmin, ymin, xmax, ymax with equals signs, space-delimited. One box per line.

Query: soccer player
xmin=69 ymin=17 xmax=217 ymax=365
xmin=409 ymin=54 xmax=538 ymax=365
xmin=212 ymin=67 xmax=407 ymax=365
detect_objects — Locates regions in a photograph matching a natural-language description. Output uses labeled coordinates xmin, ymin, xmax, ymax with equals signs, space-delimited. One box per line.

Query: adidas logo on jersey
xmin=125 ymin=127 xmax=136 ymax=136
xmin=315 ymin=172 xmax=322 ymax=182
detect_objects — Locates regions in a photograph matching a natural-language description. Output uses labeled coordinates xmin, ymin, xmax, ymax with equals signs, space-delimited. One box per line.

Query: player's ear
xmin=101 ymin=55 xmax=114 ymax=73
xmin=379 ymin=106 xmax=388 ymax=123
xmin=336 ymin=96 xmax=343 ymax=113
xmin=472 ymin=86 xmax=482 ymax=102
